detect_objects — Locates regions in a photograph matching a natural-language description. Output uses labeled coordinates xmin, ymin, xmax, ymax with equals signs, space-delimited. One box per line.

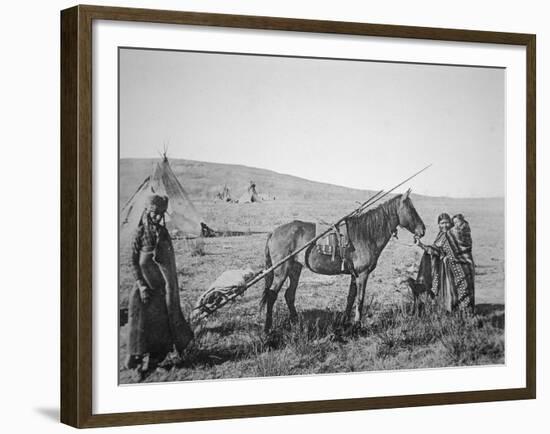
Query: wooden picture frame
xmin=61 ymin=4 xmax=536 ymax=428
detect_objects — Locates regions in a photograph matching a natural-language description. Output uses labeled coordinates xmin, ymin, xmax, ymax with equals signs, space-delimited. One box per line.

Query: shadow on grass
xmin=180 ymin=344 xmax=253 ymax=368
xmin=476 ymin=303 xmax=504 ymax=315
xmin=119 ymin=344 xmax=257 ymax=383
xmin=300 ymin=309 xmax=342 ymax=333
xmin=262 ymin=308 xmax=351 ymax=349
xmin=476 ymin=303 xmax=505 ymax=329
xmin=193 ymin=312 xmax=262 ymax=338
xmin=122 ymin=299 xmax=506 ymax=382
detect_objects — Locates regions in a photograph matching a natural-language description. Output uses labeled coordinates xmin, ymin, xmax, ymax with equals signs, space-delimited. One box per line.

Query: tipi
xmin=120 ymin=154 xmax=205 ymax=245
xmin=237 ymin=181 xmax=261 ymax=203
xmin=215 ymin=184 xmax=233 ymax=202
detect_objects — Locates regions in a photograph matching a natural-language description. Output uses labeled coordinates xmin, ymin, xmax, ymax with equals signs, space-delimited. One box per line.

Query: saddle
xmin=315 ymin=222 xmax=352 ymax=271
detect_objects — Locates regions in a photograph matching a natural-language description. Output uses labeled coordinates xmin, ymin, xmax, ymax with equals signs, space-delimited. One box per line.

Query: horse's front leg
xmin=344 ymin=276 xmax=357 ymax=323
xmin=354 ymin=272 xmax=370 ymax=324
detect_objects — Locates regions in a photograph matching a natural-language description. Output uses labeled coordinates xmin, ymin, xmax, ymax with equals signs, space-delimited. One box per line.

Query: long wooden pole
xmin=192 ymin=189 xmax=385 ymax=316
xmin=243 ymin=163 xmax=432 ymax=289
xmin=241 ymin=190 xmax=384 ymax=289
xmin=193 ymin=164 xmax=432 ymax=317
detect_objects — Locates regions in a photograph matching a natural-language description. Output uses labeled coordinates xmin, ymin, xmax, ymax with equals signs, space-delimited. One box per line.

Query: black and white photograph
xmin=118 ymin=47 xmax=505 ymax=384
xmin=1 ymin=0 xmax=545 ymax=431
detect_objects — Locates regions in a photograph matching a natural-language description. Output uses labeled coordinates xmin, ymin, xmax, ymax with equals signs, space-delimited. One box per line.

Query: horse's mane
xmin=346 ymin=195 xmax=401 ymax=244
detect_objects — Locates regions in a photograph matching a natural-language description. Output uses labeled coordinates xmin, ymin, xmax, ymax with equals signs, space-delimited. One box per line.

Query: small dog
xmin=406 ymin=277 xmax=435 ymax=316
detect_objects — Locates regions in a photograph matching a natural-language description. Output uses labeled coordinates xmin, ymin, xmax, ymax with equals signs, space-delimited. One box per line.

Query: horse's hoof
xmin=341 ymin=321 xmax=353 ymax=334
xmin=262 ymin=331 xmax=279 ymax=349
xmin=341 ymin=321 xmax=360 ymax=336
xmin=330 ymin=330 xmax=347 ymax=344
xmin=351 ymin=321 xmax=362 ymax=335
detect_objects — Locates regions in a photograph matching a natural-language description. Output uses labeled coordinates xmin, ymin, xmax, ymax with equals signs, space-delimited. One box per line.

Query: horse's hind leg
xmin=264 ymin=266 xmax=288 ymax=333
xmin=285 ymin=262 xmax=302 ymax=323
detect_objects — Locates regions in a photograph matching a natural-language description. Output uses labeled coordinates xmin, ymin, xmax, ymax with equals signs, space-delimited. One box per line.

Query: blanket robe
xmin=416 ymin=228 xmax=475 ymax=313
xmin=127 ymin=219 xmax=194 ymax=361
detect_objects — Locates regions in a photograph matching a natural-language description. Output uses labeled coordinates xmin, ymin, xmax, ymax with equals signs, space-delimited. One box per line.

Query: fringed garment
xmin=416 ymin=229 xmax=475 ymax=313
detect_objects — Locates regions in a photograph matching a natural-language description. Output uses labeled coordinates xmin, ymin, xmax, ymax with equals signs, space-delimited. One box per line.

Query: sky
xmin=119 ymin=48 xmax=505 ymax=198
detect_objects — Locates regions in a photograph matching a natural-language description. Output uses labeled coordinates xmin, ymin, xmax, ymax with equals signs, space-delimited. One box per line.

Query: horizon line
xmin=119 ymin=156 xmax=505 ymax=201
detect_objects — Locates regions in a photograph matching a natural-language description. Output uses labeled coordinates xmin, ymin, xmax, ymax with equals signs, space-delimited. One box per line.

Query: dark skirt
xmin=127 ymin=281 xmax=173 ymax=357
xmin=127 ymin=249 xmax=193 ymax=359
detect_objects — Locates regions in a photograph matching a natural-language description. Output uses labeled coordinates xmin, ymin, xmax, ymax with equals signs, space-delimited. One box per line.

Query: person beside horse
xmin=125 ymin=194 xmax=194 ymax=373
xmin=261 ymin=189 xmax=426 ymax=332
xmin=413 ymin=212 xmax=475 ymax=314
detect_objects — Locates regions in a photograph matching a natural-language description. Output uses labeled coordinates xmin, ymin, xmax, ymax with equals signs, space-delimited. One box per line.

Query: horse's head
xmin=397 ymin=189 xmax=425 ymax=238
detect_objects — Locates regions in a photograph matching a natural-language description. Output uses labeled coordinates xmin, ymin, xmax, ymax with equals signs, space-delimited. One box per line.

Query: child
xmin=451 ymin=213 xmax=472 ymax=254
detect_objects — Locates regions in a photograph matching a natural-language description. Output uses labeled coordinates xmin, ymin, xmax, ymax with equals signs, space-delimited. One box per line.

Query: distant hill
xmin=119 ymin=158 xmax=378 ymax=206
xmin=119 ymin=158 xmax=503 ymax=208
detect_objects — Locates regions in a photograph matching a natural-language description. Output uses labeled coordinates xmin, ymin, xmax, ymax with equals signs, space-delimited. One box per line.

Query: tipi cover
xmin=120 ymin=156 xmax=204 ymax=246
xmin=237 ymin=181 xmax=261 ymax=203
xmin=215 ymin=185 xmax=233 ymax=202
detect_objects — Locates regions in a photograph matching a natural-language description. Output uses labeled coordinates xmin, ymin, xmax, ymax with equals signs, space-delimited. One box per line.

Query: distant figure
xmin=248 ymin=181 xmax=259 ymax=201
xmin=125 ymin=194 xmax=194 ymax=373
xmin=237 ymin=180 xmax=261 ymax=203
xmin=413 ymin=212 xmax=475 ymax=314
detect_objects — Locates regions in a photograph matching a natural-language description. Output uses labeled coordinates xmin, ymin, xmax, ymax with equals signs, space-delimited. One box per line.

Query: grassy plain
xmin=119 ymin=159 xmax=505 ymax=383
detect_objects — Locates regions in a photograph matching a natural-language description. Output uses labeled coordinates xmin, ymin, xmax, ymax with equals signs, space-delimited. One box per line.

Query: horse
xmin=261 ymin=189 xmax=425 ymax=332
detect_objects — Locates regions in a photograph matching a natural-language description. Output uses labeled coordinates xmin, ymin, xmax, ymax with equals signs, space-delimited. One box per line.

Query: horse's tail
xmin=260 ymin=232 xmax=273 ymax=311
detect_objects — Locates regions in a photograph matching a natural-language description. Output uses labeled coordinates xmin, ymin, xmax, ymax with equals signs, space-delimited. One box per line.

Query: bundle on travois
xmin=192 ymin=165 xmax=431 ymax=322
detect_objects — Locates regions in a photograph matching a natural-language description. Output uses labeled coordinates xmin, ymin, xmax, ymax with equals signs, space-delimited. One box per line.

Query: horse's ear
xmin=401 ymin=188 xmax=411 ymax=202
